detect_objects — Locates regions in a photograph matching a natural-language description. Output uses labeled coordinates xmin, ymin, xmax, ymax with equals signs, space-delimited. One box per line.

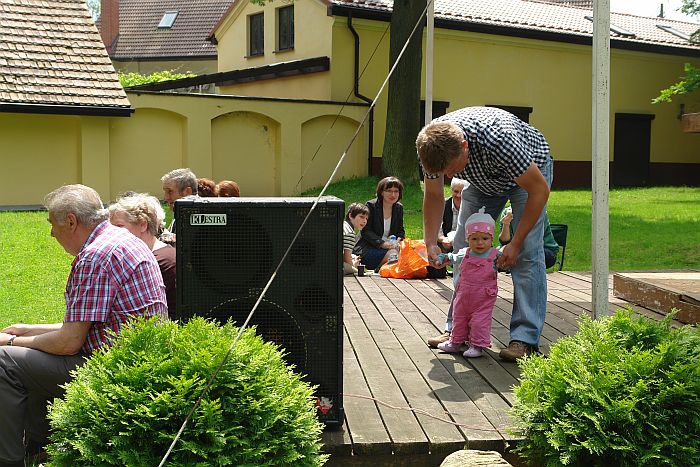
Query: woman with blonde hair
xmin=108 ymin=193 xmax=176 ymax=318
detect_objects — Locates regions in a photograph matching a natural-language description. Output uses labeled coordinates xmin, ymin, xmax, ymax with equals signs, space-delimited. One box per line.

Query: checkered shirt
xmin=64 ymin=221 xmax=168 ymax=355
xmin=421 ymin=107 xmax=551 ymax=195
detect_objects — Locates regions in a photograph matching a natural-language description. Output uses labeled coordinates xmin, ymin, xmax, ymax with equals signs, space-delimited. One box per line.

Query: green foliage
xmin=118 ymin=70 xmax=196 ymax=88
xmin=654 ymin=0 xmax=700 ymax=103
xmin=653 ymin=63 xmax=700 ymax=103
xmin=511 ymin=309 xmax=700 ymax=466
xmin=47 ymin=318 xmax=327 ymax=466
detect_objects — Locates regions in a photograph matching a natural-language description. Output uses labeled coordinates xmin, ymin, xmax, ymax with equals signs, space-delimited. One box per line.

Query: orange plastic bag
xmin=380 ymin=238 xmax=429 ymax=279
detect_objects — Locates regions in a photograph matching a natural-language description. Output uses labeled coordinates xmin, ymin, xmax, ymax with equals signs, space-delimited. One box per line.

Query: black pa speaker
xmin=175 ymin=196 xmax=344 ymax=426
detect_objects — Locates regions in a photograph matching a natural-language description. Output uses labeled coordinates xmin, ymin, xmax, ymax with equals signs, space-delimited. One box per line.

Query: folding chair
xmin=549 ymin=223 xmax=568 ymax=271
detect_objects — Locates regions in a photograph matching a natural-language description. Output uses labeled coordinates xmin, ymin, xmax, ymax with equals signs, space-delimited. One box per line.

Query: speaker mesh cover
xmin=175 ymin=197 xmax=344 ymax=425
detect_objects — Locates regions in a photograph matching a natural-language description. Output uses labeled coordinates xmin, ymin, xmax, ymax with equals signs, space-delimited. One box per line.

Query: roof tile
xmin=331 ymin=0 xmax=699 ymax=51
xmin=0 ymin=0 xmax=130 ymax=110
xmin=104 ymin=0 xmax=231 ymax=60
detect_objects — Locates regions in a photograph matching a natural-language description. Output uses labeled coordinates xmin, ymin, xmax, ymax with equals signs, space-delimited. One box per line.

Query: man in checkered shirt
xmin=0 ymin=184 xmax=167 ymax=466
xmin=416 ymin=107 xmax=553 ymax=362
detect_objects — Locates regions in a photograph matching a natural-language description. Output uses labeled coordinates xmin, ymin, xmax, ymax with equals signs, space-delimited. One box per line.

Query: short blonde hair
xmin=108 ymin=193 xmax=165 ymax=236
xmin=415 ymin=122 xmax=464 ymax=174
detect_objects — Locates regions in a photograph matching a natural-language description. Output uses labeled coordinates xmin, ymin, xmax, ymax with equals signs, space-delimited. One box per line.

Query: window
xmin=657 ymin=24 xmax=693 ymax=42
xmin=249 ymin=13 xmax=264 ymax=56
xmin=158 ymin=11 xmax=178 ymax=28
xmin=584 ymin=16 xmax=635 ymax=37
xmin=277 ymin=5 xmax=294 ymax=51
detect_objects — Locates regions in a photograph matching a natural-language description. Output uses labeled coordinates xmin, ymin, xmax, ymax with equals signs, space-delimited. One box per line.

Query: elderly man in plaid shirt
xmin=416 ymin=107 xmax=553 ymax=362
xmin=0 ymin=184 xmax=167 ymax=467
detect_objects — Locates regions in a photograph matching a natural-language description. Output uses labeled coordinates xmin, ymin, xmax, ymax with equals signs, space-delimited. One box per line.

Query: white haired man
xmin=0 ymin=184 xmax=167 ymax=466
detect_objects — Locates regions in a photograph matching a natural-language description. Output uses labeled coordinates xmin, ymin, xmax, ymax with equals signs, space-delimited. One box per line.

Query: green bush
xmin=47 ymin=318 xmax=327 ymax=466
xmin=511 ymin=309 xmax=699 ymax=466
xmin=118 ymin=70 xmax=196 ymax=88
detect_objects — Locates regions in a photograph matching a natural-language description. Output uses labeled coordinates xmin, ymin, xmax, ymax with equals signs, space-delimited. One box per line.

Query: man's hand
xmin=2 ymin=324 xmax=32 ymax=336
xmin=0 ymin=332 xmax=15 ymax=345
xmin=497 ymin=243 xmax=520 ymax=269
xmin=428 ymin=244 xmax=445 ymax=268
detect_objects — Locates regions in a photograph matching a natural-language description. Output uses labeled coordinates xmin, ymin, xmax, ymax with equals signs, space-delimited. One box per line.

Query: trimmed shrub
xmin=47 ymin=318 xmax=327 ymax=466
xmin=511 ymin=309 xmax=699 ymax=466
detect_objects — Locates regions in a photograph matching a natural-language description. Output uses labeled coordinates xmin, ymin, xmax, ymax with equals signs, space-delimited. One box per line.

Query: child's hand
xmin=437 ymin=253 xmax=451 ymax=267
xmin=352 ymin=255 xmax=361 ymax=267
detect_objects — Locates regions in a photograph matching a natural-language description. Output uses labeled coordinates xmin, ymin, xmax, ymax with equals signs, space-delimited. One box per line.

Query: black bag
xmin=426 ymin=266 xmax=447 ymax=279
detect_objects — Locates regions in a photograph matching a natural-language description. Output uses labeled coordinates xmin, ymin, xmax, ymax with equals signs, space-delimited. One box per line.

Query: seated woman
xmin=216 ymin=180 xmax=240 ymax=197
xmin=197 ymin=178 xmax=217 ymax=197
xmin=353 ymin=176 xmax=406 ymax=271
xmin=108 ymin=193 xmax=177 ymax=318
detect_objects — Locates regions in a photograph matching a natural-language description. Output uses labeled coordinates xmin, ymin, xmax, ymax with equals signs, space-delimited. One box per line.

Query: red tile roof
xmin=0 ymin=0 xmax=130 ymax=114
xmin=331 ymin=0 xmax=699 ymax=53
xmin=107 ymin=0 xmax=232 ymax=60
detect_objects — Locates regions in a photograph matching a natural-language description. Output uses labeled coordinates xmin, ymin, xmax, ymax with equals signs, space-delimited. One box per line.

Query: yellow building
xmin=206 ymin=0 xmax=700 ymax=187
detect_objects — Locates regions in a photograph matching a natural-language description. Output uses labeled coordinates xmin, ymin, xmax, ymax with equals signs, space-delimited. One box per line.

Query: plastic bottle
xmin=386 ymin=235 xmax=399 ymax=264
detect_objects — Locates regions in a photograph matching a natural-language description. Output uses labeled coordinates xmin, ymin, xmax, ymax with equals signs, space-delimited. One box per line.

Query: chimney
xmin=658 ymin=3 xmax=665 ymax=18
xmin=100 ymin=0 xmax=119 ymax=54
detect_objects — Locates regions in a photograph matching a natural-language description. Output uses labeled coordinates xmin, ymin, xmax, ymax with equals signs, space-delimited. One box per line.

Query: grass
xmin=304 ymin=177 xmax=700 ymax=271
xmin=1 ymin=180 xmax=697 ymax=328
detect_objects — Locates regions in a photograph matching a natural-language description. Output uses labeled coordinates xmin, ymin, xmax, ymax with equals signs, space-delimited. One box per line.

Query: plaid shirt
xmin=64 ymin=221 xmax=168 ymax=355
xmin=421 ymin=107 xmax=551 ymax=195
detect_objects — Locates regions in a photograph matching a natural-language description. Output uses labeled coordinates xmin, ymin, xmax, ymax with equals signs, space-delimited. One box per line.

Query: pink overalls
xmin=449 ymin=248 xmax=498 ymax=348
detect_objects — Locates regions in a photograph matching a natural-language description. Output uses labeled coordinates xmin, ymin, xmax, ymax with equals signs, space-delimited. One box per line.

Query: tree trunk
xmin=380 ymin=0 xmax=425 ymax=183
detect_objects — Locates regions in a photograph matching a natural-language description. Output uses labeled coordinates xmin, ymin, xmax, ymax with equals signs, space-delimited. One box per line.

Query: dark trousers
xmin=0 ymin=347 xmax=85 ymax=463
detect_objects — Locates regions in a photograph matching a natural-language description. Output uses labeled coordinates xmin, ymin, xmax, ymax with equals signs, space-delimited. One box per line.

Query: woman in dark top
xmin=353 ymin=177 xmax=406 ymax=270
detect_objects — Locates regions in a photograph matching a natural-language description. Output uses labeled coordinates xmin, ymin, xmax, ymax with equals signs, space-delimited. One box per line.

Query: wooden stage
xmin=321 ymin=271 xmax=688 ymax=466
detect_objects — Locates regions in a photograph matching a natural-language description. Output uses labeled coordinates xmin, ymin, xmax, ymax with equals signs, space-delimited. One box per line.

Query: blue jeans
xmin=445 ymin=157 xmax=553 ymax=348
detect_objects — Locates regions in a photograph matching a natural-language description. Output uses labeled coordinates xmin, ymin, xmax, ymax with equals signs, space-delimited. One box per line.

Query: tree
xmin=86 ymin=0 xmax=99 ymax=20
xmin=653 ymin=0 xmax=700 ymax=103
xmin=380 ymin=0 xmax=427 ymax=183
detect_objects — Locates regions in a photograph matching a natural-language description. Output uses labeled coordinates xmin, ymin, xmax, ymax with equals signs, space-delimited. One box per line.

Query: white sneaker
xmin=463 ymin=346 xmax=483 ymax=358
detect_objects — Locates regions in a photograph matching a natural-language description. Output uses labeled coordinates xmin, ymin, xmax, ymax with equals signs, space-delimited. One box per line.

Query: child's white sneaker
xmin=463 ymin=346 xmax=483 ymax=358
xmin=437 ymin=341 xmax=463 ymax=353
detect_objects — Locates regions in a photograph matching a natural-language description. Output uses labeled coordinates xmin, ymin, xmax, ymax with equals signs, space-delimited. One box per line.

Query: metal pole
xmin=592 ymin=0 xmax=610 ymax=318
xmin=425 ymin=0 xmax=434 ymax=125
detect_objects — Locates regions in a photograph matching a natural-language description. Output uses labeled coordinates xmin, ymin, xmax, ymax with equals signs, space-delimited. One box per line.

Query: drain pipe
xmin=347 ymin=14 xmax=375 ymax=176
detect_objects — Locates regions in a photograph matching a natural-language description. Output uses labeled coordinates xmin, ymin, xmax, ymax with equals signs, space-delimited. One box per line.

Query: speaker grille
xmin=175 ymin=197 xmax=344 ymax=425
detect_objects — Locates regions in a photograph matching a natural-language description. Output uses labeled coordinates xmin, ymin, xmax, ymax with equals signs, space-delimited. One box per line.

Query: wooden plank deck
xmin=322 ymin=271 xmax=679 ymax=466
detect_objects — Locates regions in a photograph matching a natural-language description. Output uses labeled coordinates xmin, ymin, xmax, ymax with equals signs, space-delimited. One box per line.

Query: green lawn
xmin=1 ymin=181 xmax=697 ymax=328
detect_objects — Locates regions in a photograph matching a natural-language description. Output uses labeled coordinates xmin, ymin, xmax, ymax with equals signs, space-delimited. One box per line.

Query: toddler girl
xmin=438 ymin=207 xmax=499 ymax=358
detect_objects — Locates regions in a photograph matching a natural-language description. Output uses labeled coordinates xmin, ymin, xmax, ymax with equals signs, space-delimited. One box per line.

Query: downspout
xmin=347 ymin=14 xmax=375 ymax=176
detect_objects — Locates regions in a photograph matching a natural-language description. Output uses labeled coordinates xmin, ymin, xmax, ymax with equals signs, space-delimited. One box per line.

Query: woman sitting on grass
xmin=353 ymin=176 xmax=405 ymax=271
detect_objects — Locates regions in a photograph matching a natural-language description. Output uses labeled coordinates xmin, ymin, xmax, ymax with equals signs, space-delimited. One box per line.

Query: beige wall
xmin=422 ymin=28 xmax=700 ymax=165
xmin=215 ymin=0 xmax=333 ymax=72
xmin=0 ymin=93 xmax=368 ymax=207
xmin=0 ymin=113 xmax=80 ymax=205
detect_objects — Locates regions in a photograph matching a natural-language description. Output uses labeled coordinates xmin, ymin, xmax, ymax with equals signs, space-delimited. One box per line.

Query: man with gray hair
xmin=161 ymin=168 xmax=197 ymax=210
xmin=160 ymin=168 xmax=197 ymax=239
xmin=0 ymin=184 xmax=167 ymax=466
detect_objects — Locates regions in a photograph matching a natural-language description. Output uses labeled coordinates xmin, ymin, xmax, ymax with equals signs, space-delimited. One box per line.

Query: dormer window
xmin=158 ymin=11 xmax=178 ymax=29
xmin=584 ymin=16 xmax=636 ymax=37
xmin=656 ymin=24 xmax=693 ymax=41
